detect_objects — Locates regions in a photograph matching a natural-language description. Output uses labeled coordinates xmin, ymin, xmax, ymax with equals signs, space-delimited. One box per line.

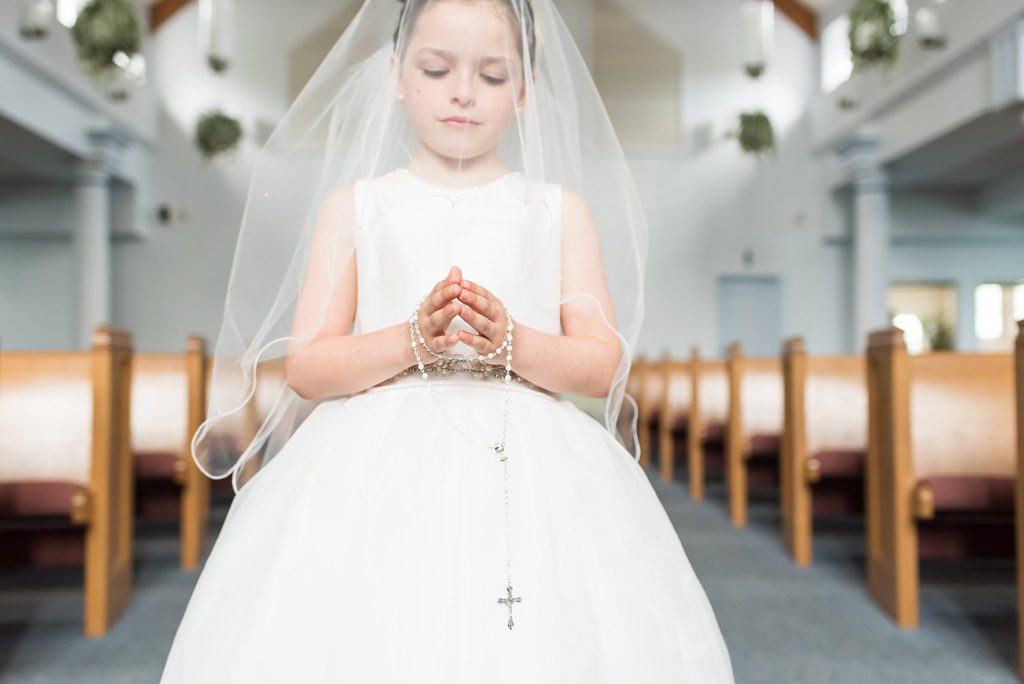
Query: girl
xmin=161 ymin=1 xmax=734 ymax=681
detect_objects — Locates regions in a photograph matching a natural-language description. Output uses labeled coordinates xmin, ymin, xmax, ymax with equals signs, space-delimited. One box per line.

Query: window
xmin=891 ymin=0 xmax=910 ymax=37
xmin=821 ymin=15 xmax=852 ymax=93
xmin=892 ymin=313 xmax=925 ymax=355
xmin=975 ymin=282 xmax=1024 ymax=352
xmin=888 ymin=282 xmax=957 ymax=354
xmin=591 ymin=0 xmax=681 ymax=148
xmin=975 ymin=284 xmax=1003 ymax=340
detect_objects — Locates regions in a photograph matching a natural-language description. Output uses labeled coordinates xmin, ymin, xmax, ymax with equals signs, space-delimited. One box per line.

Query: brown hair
xmin=393 ymin=0 xmax=537 ymax=66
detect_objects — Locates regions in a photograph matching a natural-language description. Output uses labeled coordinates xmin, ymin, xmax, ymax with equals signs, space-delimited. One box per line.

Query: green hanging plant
xmin=848 ymin=0 xmax=900 ymax=72
xmin=195 ymin=110 xmax=244 ymax=160
xmin=70 ymin=0 xmax=141 ymax=75
xmin=737 ymin=111 xmax=776 ymax=159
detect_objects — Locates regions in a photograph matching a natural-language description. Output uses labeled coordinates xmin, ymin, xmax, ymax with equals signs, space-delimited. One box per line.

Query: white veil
xmin=191 ymin=0 xmax=648 ymax=492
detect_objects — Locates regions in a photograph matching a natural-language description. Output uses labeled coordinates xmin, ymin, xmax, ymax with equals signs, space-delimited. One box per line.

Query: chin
xmin=427 ymin=139 xmax=497 ymax=163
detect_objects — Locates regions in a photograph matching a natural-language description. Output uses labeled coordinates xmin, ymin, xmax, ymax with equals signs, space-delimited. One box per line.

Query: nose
xmin=450 ymin=67 xmax=476 ymax=107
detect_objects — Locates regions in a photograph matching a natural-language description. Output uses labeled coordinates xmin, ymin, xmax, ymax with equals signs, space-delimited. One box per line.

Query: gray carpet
xmin=0 ymin=470 xmax=1016 ymax=683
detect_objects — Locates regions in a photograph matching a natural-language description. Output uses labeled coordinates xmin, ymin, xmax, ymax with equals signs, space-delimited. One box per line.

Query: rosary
xmin=408 ymin=293 xmax=523 ymax=630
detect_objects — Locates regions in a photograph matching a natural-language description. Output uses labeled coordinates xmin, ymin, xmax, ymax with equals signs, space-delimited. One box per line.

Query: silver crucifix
xmin=493 ymin=443 xmax=507 ymax=461
xmin=497 ymin=584 xmax=522 ymax=630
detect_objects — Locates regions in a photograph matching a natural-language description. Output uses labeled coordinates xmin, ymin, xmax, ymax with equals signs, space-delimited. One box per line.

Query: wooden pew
xmin=623 ymin=356 xmax=644 ymax=452
xmin=659 ymin=351 xmax=693 ymax=484
xmin=0 ymin=325 xmax=134 ymax=637
xmin=1016 ymin=320 xmax=1024 ymax=680
xmin=202 ymin=359 xmax=254 ymax=493
xmin=780 ymin=338 xmax=867 ymax=566
xmin=239 ymin=357 xmax=290 ymax=480
xmin=725 ymin=343 xmax=784 ymax=528
xmin=633 ymin=354 xmax=666 ymax=469
xmin=131 ymin=336 xmax=210 ymax=569
xmin=690 ymin=350 xmax=728 ymax=502
xmin=866 ymin=328 xmax=1014 ymax=628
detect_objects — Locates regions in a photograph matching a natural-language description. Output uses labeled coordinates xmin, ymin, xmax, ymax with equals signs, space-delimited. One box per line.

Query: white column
xmin=74 ymin=129 xmax=127 ymax=349
xmin=837 ymin=132 xmax=890 ymax=352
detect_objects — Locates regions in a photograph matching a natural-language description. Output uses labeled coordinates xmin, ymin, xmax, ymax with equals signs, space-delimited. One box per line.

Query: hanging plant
xmin=848 ymin=0 xmax=900 ymax=72
xmin=195 ymin=110 xmax=244 ymax=160
xmin=71 ymin=0 xmax=140 ymax=74
xmin=70 ymin=0 xmax=143 ymax=100
xmin=736 ymin=111 xmax=775 ymax=159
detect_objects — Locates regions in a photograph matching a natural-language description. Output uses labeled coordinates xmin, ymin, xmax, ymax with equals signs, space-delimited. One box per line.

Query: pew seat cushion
xmin=704 ymin=422 xmax=726 ymax=442
xmin=0 ymin=481 xmax=84 ymax=518
xmin=670 ymin=416 xmax=689 ymax=433
xmin=923 ymin=475 xmax=1014 ymax=513
xmin=749 ymin=433 xmax=781 ymax=457
xmin=134 ymin=450 xmax=180 ymax=480
xmin=813 ymin=449 xmax=865 ymax=478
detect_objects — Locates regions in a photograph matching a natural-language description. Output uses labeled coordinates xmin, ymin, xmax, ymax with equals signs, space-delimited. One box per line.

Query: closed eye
xmin=422 ymin=69 xmax=506 ymax=85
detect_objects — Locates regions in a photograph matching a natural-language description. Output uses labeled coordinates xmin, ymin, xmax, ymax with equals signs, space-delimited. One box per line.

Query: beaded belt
xmin=373 ymin=356 xmax=555 ymax=397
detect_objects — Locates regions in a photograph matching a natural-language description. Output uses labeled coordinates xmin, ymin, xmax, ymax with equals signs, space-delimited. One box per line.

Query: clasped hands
xmin=416 ymin=265 xmax=511 ymax=364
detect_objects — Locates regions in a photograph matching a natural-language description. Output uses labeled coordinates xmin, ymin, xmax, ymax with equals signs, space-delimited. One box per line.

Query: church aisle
xmin=649 ymin=472 xmax=1017 ymax=684
xmin=0 ymin=470 xmax=1015 ymax=683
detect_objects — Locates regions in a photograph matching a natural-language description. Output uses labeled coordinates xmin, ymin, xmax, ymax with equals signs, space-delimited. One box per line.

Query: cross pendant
xmin=497 ymin=584 xmax=522 ymax=630
xmin=493 ymin=443 xmax=507 ymax=462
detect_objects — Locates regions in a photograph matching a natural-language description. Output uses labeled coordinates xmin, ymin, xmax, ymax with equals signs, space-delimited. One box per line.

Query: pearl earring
xmin=398 ymin=93 xmax=405 ymax=101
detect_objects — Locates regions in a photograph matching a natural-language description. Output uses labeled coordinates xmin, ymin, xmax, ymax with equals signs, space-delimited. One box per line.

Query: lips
xmin=442 ymin=117 xmax=478 ymax=126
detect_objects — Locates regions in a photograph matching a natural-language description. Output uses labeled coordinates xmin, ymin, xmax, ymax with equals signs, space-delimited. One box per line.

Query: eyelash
xmin=422 ymin=69 xmax=507 ymax=85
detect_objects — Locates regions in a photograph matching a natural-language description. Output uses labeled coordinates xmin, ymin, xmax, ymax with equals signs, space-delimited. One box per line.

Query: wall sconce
xmin=19 ymin=0 xmax=54 ymax=39
xmin=199 ymin=0 xmax=234 ymax=73
xmin=914 ymin=5 xmax=948 ymax=50
xmin=741 ymin=0 xmax=774 ymax=79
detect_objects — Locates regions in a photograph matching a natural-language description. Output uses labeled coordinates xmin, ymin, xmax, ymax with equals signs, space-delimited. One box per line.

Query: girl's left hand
xmin=455 ymin=279 xmax=511 ymax=365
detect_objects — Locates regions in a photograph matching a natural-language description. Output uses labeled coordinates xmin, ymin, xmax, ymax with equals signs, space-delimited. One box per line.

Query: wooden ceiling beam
xmin=773 ymin=0 xmax=818 ymax=41
xmin=150 ymin=0 xmax=193 ymax=32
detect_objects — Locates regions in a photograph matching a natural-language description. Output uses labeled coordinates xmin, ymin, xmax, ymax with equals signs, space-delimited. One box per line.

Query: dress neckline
xmin=397 ymin=167 xmax=516 ymax=192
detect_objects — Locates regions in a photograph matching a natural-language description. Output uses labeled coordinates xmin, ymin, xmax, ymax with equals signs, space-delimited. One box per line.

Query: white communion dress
xmin=160 ymin=169 xmax=735 ymax=683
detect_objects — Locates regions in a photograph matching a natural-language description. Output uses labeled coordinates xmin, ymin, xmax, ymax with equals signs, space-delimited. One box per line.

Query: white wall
xmin=113 ymin=0 xmax=353 ymax=352
xmin=620 ymin=0 xmax=839 ymax=356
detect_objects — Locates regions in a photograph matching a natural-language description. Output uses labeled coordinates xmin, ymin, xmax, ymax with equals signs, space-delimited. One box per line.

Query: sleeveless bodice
xmin=352 ymin=169 xmax=563 ymax=359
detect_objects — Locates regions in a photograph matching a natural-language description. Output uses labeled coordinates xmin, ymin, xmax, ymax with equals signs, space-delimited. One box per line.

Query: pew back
xmin=738 ymin=357 xmax=783 ymax=438
xmin=866 ymin=328 xmax=1014 ymax=628
xmin=657 ymin=358 xmax=691 ymax=482
xmin=908 ymin=353 xmax=1014 ymax=478
xmin=781 ymin=338 xmax=866 ymax=565
xmin=696 ymin=360 xmax=728 ymax=427
xmin=662 ymin=359 xmax=691 ymax=425
xmin=638 ymin=359 xmax=665 ymax=423
xmin=131 ymin=354 xmax=188 ymax=456
xmin=805 ymin=356 xmax=868 ymax=456
xmin=0 ymin=354 xmax=94 ymax=484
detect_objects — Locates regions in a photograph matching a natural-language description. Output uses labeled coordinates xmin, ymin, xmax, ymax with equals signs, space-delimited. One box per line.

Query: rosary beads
xmin=408 ymin=293 xmax=523 ymax=630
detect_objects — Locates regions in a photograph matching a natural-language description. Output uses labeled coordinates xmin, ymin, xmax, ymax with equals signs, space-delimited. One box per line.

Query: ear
xmin=516 ymin=70 xmax=535 ymax=111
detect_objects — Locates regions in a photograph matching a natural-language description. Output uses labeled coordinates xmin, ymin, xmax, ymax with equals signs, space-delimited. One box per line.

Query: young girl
xmin=161 ymin=0 xmax=734 ymax=681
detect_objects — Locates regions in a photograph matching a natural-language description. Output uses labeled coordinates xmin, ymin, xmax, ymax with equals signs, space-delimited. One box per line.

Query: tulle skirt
xmin=160 ymin=376 xmax=735 ymax=683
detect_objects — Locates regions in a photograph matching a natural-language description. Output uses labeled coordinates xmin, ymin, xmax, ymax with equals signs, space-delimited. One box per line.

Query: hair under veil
xmin=192 ymin=0 xmax=648 ymax=492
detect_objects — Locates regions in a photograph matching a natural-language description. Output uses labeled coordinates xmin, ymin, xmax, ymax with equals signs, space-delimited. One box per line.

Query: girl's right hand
xmin=416 ymin=266 xmax=465 ymax=358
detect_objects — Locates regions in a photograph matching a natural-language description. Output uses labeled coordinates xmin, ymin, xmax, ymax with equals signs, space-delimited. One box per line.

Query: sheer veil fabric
xmin=192 ymin=0 xmax=647 ymax=492
xmin=164 ymin=3 xmax=737 ymax=680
